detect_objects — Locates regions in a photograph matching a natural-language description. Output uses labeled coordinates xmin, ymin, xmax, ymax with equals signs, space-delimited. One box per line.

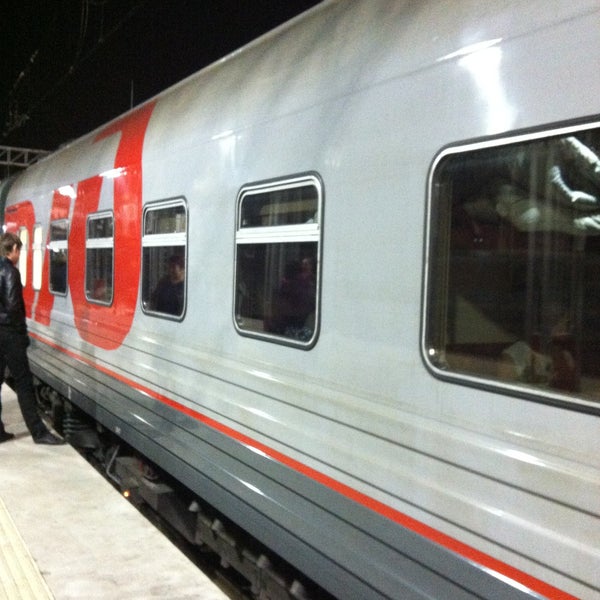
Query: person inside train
xmin=268 ymin=257 xmax=316 ymax=340
xmin=151 ymin=254 xmax=185 ymax=316
xmin=90 ymin=278 xmax=109 ymax=302
xmin=0 ymin=232 xmax=65 ymax=445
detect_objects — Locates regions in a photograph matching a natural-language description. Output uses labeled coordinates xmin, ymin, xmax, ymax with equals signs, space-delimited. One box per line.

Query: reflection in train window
xmin=141 ymin=199 xmax=187 ymax=319
xmin=234 ymin=175 xmax=322 ymax=348
xmin=49 ymin=219 xmax=68 ymax=295
xmin=425 ymin=125 xmax=600 ymax=407
xmin=85 ymin=212 xmax=114 ymax=305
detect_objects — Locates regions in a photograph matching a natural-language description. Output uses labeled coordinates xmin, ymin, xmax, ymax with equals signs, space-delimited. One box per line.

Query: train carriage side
xmin=1 ymin=1 xmax=599 ymax=599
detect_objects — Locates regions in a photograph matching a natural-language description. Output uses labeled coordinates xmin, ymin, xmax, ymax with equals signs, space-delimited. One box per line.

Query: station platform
xmin=0 ymin=386 xmax=228 ymax=600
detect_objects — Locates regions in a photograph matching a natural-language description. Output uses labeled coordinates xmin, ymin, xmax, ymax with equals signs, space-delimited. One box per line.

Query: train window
xmin=48 ymin=219 xmax=68 ymax=295
xmin=85 ymin=212 xmax=114 ymax=305
xmin=234 ymin=174 xmax=322 ymax=348
xmin=32 ymin=224 xmax=43 ymax=291
xmin=425 ymin=124 xmax=600 ymax=408
xmin=141 ymin=199 xmax=187 ymax=319
xmin=18 ymin=227 xmax=28 ymax=287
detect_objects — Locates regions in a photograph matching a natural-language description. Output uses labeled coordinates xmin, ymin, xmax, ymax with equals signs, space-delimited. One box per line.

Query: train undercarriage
xmin=34 ymin=378 xmax=334 ymax=600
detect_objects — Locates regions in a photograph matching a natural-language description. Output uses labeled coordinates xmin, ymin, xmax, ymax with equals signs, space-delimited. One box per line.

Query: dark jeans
xmin=0 ymin=327 xmax=47 ymax=438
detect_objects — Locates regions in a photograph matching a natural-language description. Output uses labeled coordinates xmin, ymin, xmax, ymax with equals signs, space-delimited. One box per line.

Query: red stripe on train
xmin=30 ymin=331 xmax=577 ymax=600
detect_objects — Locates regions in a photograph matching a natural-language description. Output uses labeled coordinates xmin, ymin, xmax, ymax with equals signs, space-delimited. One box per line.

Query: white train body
xmin=1 ymin=1 xmax=599 ymax=598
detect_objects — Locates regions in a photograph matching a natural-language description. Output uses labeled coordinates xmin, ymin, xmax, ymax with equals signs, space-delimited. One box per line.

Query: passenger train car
xmin=1 ymin=1 xmax=599 ymax=598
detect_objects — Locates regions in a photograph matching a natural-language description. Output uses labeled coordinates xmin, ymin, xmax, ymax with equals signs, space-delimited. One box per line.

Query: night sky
xmin=1 ymin=1 xmax=321 ymax=152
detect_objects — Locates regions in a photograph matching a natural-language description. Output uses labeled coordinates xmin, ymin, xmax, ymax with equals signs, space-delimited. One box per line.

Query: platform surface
xmin=0 ymin=385 xmax=228 ymax=599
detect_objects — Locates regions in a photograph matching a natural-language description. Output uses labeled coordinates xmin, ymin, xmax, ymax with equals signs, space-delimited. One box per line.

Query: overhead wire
xmin=2 ymin=0 xmax=147 ymax=142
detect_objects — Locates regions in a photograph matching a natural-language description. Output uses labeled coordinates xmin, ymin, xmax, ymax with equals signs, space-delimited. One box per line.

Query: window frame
xmin=32 ymin=224 xmax=43 ymax=291
xmin=233 ymin=173 xmax=323 ymax=349
xmin=422 ymin=119 xmax=600 ymax=415
xmin=85 ymin=211 xmax=114 ymax=306
xmin=48 ymin=218 xmax=69 ymax=296
xmin=17 ymin=226 xmax=28 ymax=287
xmin=141 ymin=197 xmax=188 ymax=321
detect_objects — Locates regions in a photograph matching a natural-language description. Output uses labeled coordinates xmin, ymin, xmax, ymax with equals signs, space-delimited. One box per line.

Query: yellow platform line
xmin=0 ymin=496 xmax=53 ymax=600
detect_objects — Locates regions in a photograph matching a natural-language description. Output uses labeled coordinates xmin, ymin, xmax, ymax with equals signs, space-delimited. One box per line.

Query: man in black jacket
xmin=0 ymin=232 xmax=64 ymax=445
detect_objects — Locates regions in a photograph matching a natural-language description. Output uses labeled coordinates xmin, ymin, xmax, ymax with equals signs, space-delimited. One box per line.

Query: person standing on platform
xmin=0 ymin=232 xmax=64 ymax=445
